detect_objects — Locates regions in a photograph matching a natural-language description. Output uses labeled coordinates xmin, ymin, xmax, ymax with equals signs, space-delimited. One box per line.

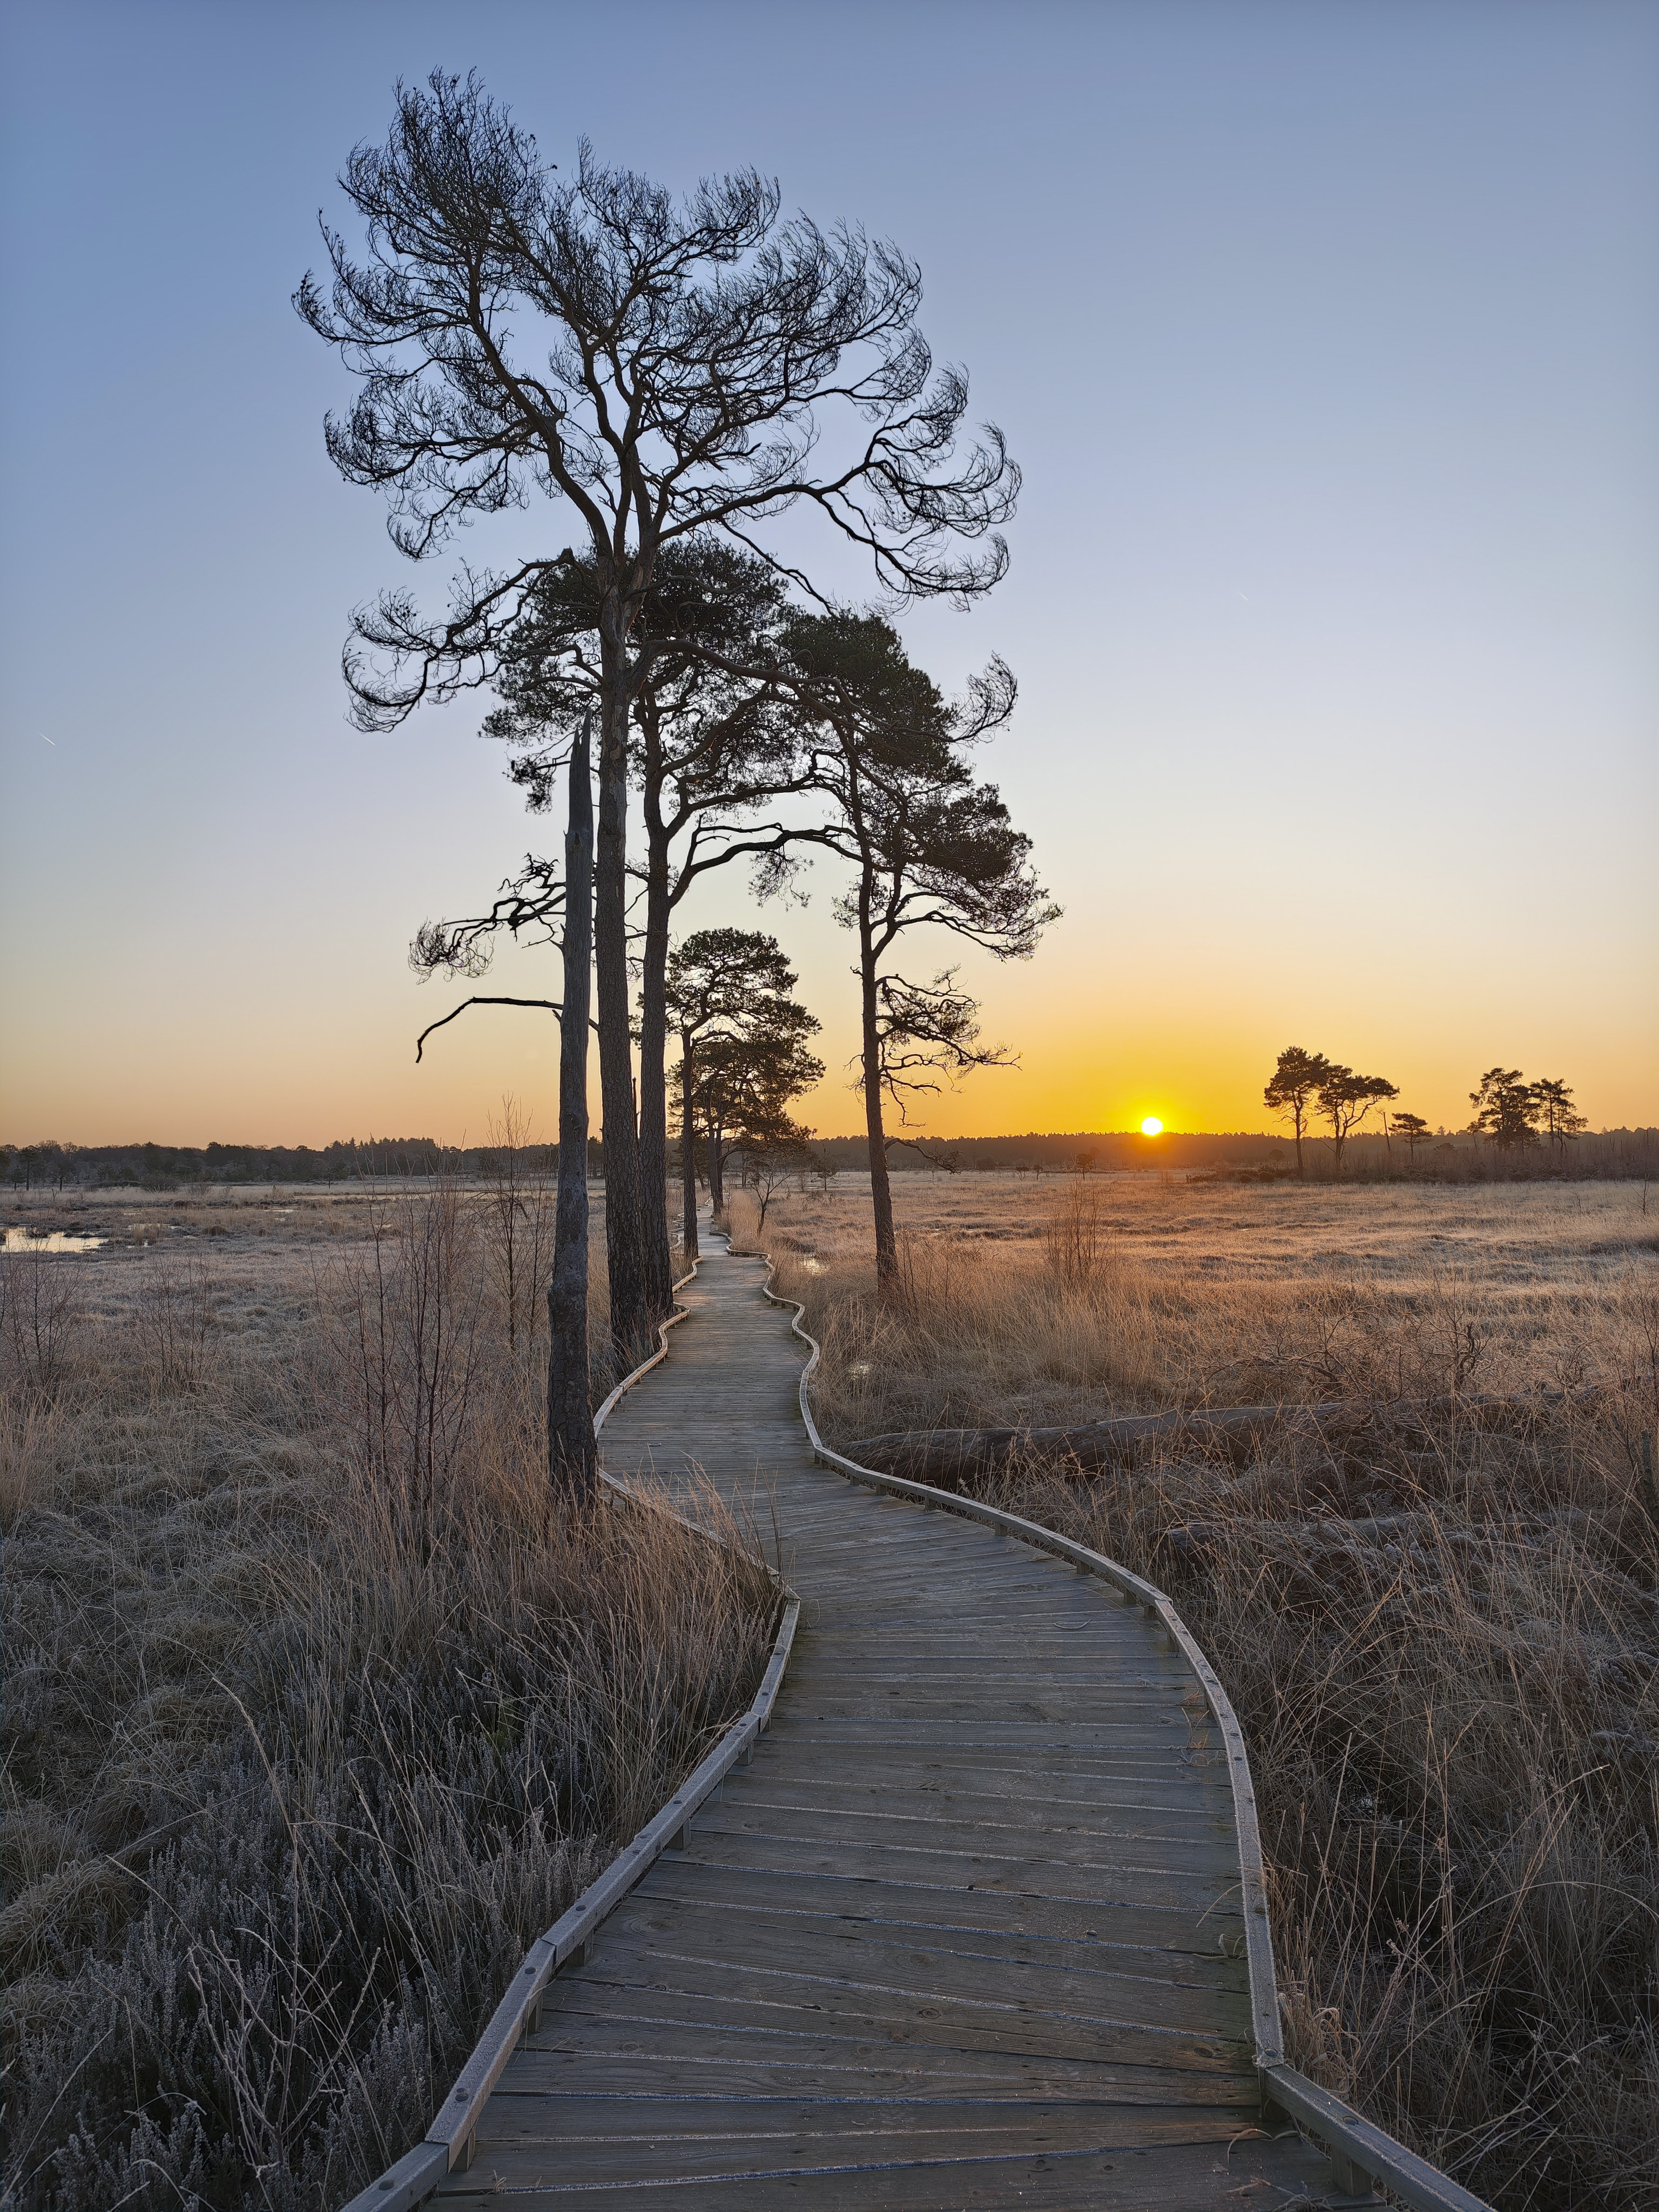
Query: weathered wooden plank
xmin=793 ymin=1590 xmax=1099 ymax=1620
xmin=582 ymin=1911 xmax=1249 ymax=2036
xmin=609 ymin=1876 xmax=1247 ymax=1975
xmin=744 ymin=1742 xmax=1233 ymax=1790
xmin=688 ymin=1801 xmax=1239 ymax=1879
xmin=665 ymin=1831 xmax=1243 ymax=1912
xmin=780 ymin=1648 xmax=1156 ymax=1671
xmin=774 ymin=1657 xmax=1203 ymax=1687
xmin=787 ymin=1654 xmax=1159 ymax=1663
xmin=631 ymin=1860 xmax=1248 ymax=1960
xmin=774 ymin=1688 xmax=1218 ymax=1727
xmin=543 ymin=1957 xmax=1250 ymax=2072
xmin=473 ymin=2094 xmax=1272 ymax=2155
xmin=780 ymin=1657 xmax=1189 ymax=1681
xmin=709 ymin=1785 xmax=1233 ymax=1849
xmin=491 ymin=2040 xmax=1262 ymax=2109
xmin=747 ymin=1715 xmax=1210 ymax=1743
xmin=754 ymin=1724 xmax=1222 ymax=1758
xmin=433 ymin=2130 xmax=1351 ymax=2207
xmin=732 ymin=1782 xmax=1233 ymax=1831
xmin=788 ymin=1555 xmax=1096 ymax=1583
xmin=751 ymin=1738 xmax=1230 ymax=1778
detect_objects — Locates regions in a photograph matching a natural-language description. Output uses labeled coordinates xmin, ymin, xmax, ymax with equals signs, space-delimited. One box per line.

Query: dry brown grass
xmin=737 ymin=1171 xmax=1658 ymax=1434
xmin=735 ymin=1171 xmax=1659 ymax=2212
xmin=1 ymin=1184 xmax=770 ymax=2212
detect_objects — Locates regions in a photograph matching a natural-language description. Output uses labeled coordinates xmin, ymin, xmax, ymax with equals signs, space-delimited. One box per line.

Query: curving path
xmin=429 ymin=1241 xmax=1362 ymax=2208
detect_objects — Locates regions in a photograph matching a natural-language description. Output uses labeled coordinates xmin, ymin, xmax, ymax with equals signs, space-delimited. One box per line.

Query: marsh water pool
xmin=2 ymin=1226 xmax=107 ymax=1253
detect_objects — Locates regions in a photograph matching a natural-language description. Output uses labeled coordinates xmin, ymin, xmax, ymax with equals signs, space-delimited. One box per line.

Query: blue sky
xmin=3 ymin=0 xmax=1654 ymax=1143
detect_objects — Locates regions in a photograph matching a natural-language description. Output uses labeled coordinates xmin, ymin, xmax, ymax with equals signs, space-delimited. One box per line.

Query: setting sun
xmin=1140 ymin=1116 xmax=1164 ymax=1136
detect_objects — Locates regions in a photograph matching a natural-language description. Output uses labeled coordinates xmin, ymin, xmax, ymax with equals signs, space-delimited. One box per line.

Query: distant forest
xmin=816 ymin=1127 xmax=1659 ymax=1182
xmin=1 ymin=1138 xmax=503 ymax=1190
xmin=4 ymin=1127 xmax=1656 ymax=1191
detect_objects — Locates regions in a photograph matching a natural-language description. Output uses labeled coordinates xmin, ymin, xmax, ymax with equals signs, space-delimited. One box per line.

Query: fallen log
xmin=1165 ymin=1505 xmax=1596 ymax=1556
xmin=847 ymin=1389 xmax=1595 ymax=1483
xmin=848 ymin=1405 xmax=1339 ymax=1480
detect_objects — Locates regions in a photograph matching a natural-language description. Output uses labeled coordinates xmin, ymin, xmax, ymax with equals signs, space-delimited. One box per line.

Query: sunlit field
xmin=738 ymin=1169 xmax=1657 ymax=1434
xmin=732 ymin=1170 xmax=1659 ymax=2212
xmin=1 ymin=1184 xmax=771 ymax=2212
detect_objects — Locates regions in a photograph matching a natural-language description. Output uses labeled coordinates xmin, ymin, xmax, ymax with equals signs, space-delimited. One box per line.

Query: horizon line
xmin=7 ymin=1126 xmax=1656 ymax=1152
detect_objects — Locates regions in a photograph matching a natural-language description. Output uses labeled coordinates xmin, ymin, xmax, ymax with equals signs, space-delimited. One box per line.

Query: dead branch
xmin=847 ymin=1388 xmax=1604 ymax=1481
xmin=413 ymin=996 xmax=560 ymax=1063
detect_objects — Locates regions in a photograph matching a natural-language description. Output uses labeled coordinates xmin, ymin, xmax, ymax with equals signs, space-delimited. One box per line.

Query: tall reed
xmin=2 ymin=1191 xmax=773 ymax=2212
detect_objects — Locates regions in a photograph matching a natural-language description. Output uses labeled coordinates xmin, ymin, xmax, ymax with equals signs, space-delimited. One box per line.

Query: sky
xmin=2 ymin=0 xmax=1655 ymax=1149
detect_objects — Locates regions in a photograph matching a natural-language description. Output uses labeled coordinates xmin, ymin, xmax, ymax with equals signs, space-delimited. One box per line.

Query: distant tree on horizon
xmin=682 ymin=976 xmax=823 ymax=1221
xmin=1392 ymin=1110 xmax=1431 ymax=1164
xmin=1263 ymin=1047 xmax=1332 ymax=1179
xmin=1316 ymin=1064 xmax=1399 ymax=1176
xmin=1470 ymin=1067 xmax=1542 ymax=1149
xmin=665 ymin=929 xmax=813 ymax=1259
xmin=1531 ymin=1077 xmax=1588 ymax=1154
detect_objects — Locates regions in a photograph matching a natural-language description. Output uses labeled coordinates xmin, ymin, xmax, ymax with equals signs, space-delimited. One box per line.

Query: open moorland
xmin=743 ymin=1170 xmax=1659 ymax=1430
xmin=1 ymin=1183 xmax=773 ymax=2212
xmin=6 ymin=1171 xmax=1658 ymax=2211
xmin=733 ymin=1170 xmax=1659 ymax=2212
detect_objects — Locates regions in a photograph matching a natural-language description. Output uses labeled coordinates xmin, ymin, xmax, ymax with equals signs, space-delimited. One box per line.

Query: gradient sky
xmin=3 ymin=0 xmax=1655 ymax=1150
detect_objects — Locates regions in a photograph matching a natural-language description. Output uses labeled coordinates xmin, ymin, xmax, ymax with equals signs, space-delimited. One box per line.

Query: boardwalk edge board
xmin=338 ymin=1250 xmax=802 ymax=2212
xmin=759 ymin=1248 xmax=1494 ymax=2212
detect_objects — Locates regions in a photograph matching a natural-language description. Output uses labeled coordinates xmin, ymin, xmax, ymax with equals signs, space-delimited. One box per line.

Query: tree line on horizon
xmin=0 ymin=1136 xmax=623 ymax=1192
xmin=1264 ymin=1047 xmax=1590 ymax=1178
xmin=11 ymin=1115 xmax=1654 ymax=1196
xmin=0 ymin=1137 xmax=471 ymax=1191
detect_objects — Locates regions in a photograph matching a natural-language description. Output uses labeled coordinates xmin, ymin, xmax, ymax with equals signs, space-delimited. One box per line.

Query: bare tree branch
xmin=413 ymin=995 xmax=561 ymax=1063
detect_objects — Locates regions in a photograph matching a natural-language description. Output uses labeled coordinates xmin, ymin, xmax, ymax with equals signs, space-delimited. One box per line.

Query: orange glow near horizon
xmin=3 ymin=967 xmax=1654 ymax=1152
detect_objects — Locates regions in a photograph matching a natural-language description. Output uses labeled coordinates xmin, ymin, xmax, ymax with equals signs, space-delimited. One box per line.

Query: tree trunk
xmin=708 ymin=1114 xmax=724 ymax=1214
xmin=547 ymin=719 xmax=596 ymax=1501
xmin=859 ymin=900 xmax=899 ymax=1294
xmin=594 ymin=639 xmax=649 ymax=1364
xmin=679 ymin=1036 xmax=699 ymax=1262
xmin=635 ymin=812 xmax=675 ymax=1324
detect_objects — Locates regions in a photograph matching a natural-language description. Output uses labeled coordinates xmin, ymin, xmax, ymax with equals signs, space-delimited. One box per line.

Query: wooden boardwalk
xmin=431 ymin=1243 xmax=1359 ymax=2208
